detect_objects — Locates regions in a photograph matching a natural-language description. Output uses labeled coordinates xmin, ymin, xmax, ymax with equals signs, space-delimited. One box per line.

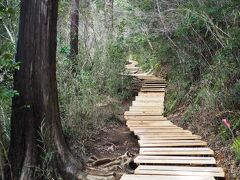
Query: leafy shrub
xmin=232 ymin=137 xmax=240 ymax=162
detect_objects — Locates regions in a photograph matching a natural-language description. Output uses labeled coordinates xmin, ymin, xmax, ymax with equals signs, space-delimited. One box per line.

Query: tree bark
xmin=105 ymin=0 xmax=114 ymax=35
xmin=70 ymin=0 xmax=80 ymax=58
xmin=8 ymin=0 xmax=84 ymax=179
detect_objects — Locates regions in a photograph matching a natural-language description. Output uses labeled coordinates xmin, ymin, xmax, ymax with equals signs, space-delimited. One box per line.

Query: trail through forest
xmin=1 ymin=0 xmax=240 ymax=179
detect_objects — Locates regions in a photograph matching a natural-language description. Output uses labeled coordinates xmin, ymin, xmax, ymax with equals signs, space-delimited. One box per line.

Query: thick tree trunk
xmin=70 ymin=0 xmax=80 ymax=58
xmin=8 ymin=0 xmax=84 ymax=179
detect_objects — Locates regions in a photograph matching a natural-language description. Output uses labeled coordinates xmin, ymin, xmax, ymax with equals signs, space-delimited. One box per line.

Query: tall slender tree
xmin=70 ymin=0 xmax=80 ymax=58
xmin=8 ymin=0 xmax=84 ymax=179
xmin=105 ymin=0 xmax=113 ymax=34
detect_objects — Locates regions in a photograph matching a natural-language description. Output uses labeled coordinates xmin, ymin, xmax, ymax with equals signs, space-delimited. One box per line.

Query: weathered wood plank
xmin=138 ymin=135 xmax=202 ymax=140
xmin=134 ymin=155 xmax=216 ymax=165
xmin=132 ymin=102 xmax=164 ymax=106
xmin=130 ymin=127 xmax=182 ymax=132
xmin=133 ymin=128 xmax=185 ymax=133
xmin=123 ymin=64 xmax=225 ymax=179
xmin=120 ymin=175 xmax=215 ymax=180
xmin=138 ymin=140 xmax=207 ymax=147
xmin=138 ymin=92 xmax=165 ymax=96
xmin=127 ymin=121 xmax=173 ymax=126
xmin=135 ymin=166 xmax=225 ymax=177
xmin=141 ymin=88 xmax=165 ymax=92
xmin=139 ymin=147 xmax=214 ymax=155
xmin=125 ymin=111 xmax=164 ymax=116
xmin=129 ymin=107 xmax=164 ymax=112
xmin=125 ymin=116 xmax=167 ymax=121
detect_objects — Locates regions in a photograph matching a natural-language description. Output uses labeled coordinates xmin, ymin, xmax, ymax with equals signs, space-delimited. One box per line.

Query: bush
xmin=232 ymin=137 xmax=240 ymax=162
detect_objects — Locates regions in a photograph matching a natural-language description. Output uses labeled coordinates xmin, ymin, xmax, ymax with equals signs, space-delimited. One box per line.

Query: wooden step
xmin=139 ymin=148 xmax=214 ymax=155
xmin=134 ymin=99 xmax=164 ymax=102
xmin=138 ymin=92 xmax=165 ymax=96
xmin=138 ymin=135 xmax=202 ymax=140
xmin=128 ymin=125 xmax=176 ymax=128
xmin=130 ymin=107 xmax=164 ymax=112
xmin=141 ymin=89 xmax=165 ymax=92
xmin=134 ymin=128 xmax=186 ymax=133
xmin=138 ymin=140 xmax=207 ymax=147
xmin=125 ymin=116 xmax=167 ymax=121
xmin=143 ymin=84 xmax=166 ymax=87
xmin=127 ymin=121 xmax=173 ymax=126
xmin=135 ymin=93 xmax=165 ymax=100
xmin=144 ymin=79 xmax=166 ymax=84
xmin=141 ymin=88 xmax=165 ymax=92
xmin=129 ymin=125 xmax=179 ymax=131
xmin=137 ymin=134 xmax=196 ymax=140
xmin=134 ymin=98 xmax=164 ymax=101
xmin=123 ymin=67 xmax=225 ymax=179
xmin=132 ymin=102 xmax=164 ymax=106
xmin=125 ymin=111 xmax=164 ymax=116
xmin=121 ymin=175 xmax=215 ymax=180
xmin=135 ymin=166 xmax=225 ymax=177
xmin=134 ymin=155 xmax=216 ymax=165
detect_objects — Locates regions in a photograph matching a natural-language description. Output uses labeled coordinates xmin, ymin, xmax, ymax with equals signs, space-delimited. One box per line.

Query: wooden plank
xmin=125 ymin=66 xmax=139 ymax=70
xmin=138 ymin=135 xmax=202 ymax=140
xmin=138 ymin=140 xmax=207 ymax=147
xmin=121 ymin=175 xmax=215 ymax=180
xmin=143 ymin=84 xmax=166 ymax=86
xmin=129 ymin=125 xmax=178 ymax=129
xmin=129 ymin=109 xmax=164 ymax=113
xmin=137 ymin=134 xmax=195 ymax=140
xmin=134 ymin=155 xmax=216 ymax=165
xmin=128 ymin=110 xmax=164 ymax=114
xmin=141 ymin=86 xmax=165 ymax=89
xmin=142 ymin=86 xmax=166 ymax=89
xmin=130 ymin=127 xmax=182 ymax=132
xmin=141 ymin=87 xmax=165 ymax=90
xmin=133 ymin=99 xmax=164 ymax=103
xmin=141 ymin=89 xmax=165 ymax=92
xmin=135 ymin=166 xmax=225 ymax=177
xmin=127 ymin=121 xmax=173 ymax=126
xmin=130 ymin=107 xmax=164 ymax=112
xmin=125 ymin=116 xmax=167 ymax=121
xmin=144 ymin=79 xmax=166 ymax=83
xmin=134 ymin=128 xmax=186 ymax=133
xmin=132 ymin=102 xmax=164 ymax=106
xmin=139 ymin=147 xmax=214 ymax=155
xmin=131 ymin=105 xmax=164 ymax=109
xmin=137 ymin=133 xmax=193 ymax=138
xmin=136 ymin=96 xmax=164 ymax=99
xmin=128 ymin=125 xmax=176 ymax=128
xmin=125 ymin=111 xmax=163 ymax=116
xmin=138 ymin=92 xmax=165 ymax=96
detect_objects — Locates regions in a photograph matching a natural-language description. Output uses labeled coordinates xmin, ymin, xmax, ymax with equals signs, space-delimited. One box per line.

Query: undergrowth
xmin=123 ymin=0 xmax=240 ymax=168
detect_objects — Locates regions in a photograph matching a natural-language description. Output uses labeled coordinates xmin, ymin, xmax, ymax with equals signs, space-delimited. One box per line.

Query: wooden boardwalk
xmin=121 ymin=60 xmax=225 ymax=180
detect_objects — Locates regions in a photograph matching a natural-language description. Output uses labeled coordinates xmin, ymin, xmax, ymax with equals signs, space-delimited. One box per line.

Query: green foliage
xmin=219 ymin=115 xmax=240 ymax=140
xmin=232 ymin=137 xmax=240 ymax=162
xmin=129 ymin=0 xmax=154 ymax=11
xmin=160 ymin=0 xmax=240 ymax=121
xmin=0 ymin=0 xmax=19 ymax=142
xmin=56 ymin=1 xmax=135 ymax=145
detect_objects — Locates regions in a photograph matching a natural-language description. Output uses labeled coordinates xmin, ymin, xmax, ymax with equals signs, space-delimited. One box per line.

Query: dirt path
xmin=84 ymin=122 xmax=139 ymax=159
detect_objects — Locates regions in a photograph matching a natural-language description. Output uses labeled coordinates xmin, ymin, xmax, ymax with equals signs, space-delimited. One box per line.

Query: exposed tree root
xmin=82 ymin=152 xmax=136 ymax=180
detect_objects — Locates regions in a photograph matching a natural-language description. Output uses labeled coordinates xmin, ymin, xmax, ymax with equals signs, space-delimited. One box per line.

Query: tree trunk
xmin=8 ymin=0 xmax=84 ymax=179
xmin=70 ymin=0 xmax=80 ymax=58
xmin=105 ymin=0 xmax=113 ymax=35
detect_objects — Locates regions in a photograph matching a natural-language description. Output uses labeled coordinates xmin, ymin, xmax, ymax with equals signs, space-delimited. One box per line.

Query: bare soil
xmin=84 ymin=123 xmax=139 ymax=159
